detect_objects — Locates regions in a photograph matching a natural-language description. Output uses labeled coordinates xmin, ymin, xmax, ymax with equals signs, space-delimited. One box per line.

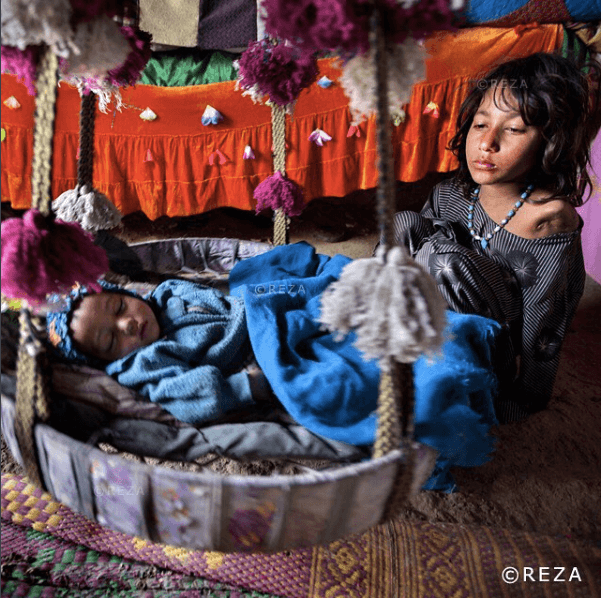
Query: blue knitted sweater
xmin=106 ymin=279 xmax=254 ymax=425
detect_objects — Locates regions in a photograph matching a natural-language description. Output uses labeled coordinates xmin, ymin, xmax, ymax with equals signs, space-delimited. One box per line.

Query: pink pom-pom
xmin=1 ymin=210 xmax=109 ymax=305
xmin=237 ymin=39 xmax=318 ymax=106
xmin=254 ymin=172 xmax=305 ymax=217
xmin=105 ymin=26 xmax=152 ymax=88
xmin=1 ymin=45 xmax=40 ymax=96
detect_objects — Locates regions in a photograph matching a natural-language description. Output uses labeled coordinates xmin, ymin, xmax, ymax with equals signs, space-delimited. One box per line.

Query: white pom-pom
xmin=62 ymin=16 xmax=131 ymax=78
xmin=1 ymin=0 xmax=76 ymax=57
xmin=53 ymin=185 xmax=122 ymax=232
xmin=320 ymin=246 xmax=447 ymax=364
xmin=140 ymin=107 xmax=157 ymax=121
xmin=339 ymin=39 xmax=426 ymax=126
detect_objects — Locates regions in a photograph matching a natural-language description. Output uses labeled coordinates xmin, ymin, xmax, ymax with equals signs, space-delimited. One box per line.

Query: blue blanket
xmin=230 ymin=243 xmax=500 ymax=491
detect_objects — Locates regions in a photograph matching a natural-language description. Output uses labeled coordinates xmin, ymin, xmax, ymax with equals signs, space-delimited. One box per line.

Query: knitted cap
xmin=46 ymin=280 xmax=140 ymax=366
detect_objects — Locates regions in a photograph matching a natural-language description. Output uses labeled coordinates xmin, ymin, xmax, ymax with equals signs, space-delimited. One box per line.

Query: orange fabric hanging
xmin=0 ymin=25 xmax=563 ymax=219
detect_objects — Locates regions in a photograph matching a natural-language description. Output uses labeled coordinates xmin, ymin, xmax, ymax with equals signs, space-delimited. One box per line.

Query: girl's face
xmin=466 ymin=86 xmax=542 ymax=190
xmin=70 ymin=292 xmax=161 ymax=363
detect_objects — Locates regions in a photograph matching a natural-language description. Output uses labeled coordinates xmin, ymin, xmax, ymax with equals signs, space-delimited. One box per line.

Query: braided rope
xmin=271 ymin=103 xmax=289 ymax=246
xmin=77 ymin=92 xmax=97 ymax=190
xmin=371 ymin=11 xmax=396 ymax=252
xmin=13 ymin=47 xmax=59 ymax=490
xmin=377 ymin=362 xmax=416 ymax=520
xmin=30 ymin=48 xmax=59 ymax=217
xmin=368 ymin=4 xmax=416 ymax=514
xmin=14 ymin=311 xmax=49 ymax=489
xmin=372 ymin=360 xmax=402 ymax=458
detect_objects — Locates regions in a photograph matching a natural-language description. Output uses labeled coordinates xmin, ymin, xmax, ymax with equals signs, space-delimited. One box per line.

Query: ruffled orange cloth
xmin=1 ymin=25 xmax=562 ymax=219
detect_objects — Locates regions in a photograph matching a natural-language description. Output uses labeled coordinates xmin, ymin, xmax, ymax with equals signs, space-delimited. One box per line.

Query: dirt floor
xmin=1 ymin=174 xmax=600 ymax=546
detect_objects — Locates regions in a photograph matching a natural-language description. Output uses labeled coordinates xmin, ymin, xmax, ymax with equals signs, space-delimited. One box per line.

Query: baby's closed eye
xmin=187 ymin=305 xmax=213 ymax=315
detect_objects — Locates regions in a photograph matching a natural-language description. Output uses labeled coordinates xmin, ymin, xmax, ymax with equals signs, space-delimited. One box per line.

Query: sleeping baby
xmin=46 ymin=241 xmax=505 ymax=491
xmin=46 ymin=279 xmax=274 ymax=426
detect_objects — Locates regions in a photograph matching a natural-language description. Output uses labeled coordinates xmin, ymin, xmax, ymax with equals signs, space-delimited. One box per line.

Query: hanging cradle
xmin=0 ymin=1 xmax=448 ymax=552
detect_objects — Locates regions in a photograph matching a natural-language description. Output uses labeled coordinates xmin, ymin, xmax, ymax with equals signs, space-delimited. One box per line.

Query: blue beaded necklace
xmin=468 ymin=184 xmax=535 ymax=249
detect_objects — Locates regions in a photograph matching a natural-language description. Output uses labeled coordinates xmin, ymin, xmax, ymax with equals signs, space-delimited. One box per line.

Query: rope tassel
xmin=319 ymin=246 xmax=447 ymax=366
xmin=52 ymin=91 xmax=122 ymax=231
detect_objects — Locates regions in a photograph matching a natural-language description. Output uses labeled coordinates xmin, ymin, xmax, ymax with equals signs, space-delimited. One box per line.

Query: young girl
xmin=389 ymin=52 xmax=597 ymax=422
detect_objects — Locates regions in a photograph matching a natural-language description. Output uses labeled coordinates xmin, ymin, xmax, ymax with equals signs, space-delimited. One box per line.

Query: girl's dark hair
xmin=448 ymin=52 xmax=600 ymax=206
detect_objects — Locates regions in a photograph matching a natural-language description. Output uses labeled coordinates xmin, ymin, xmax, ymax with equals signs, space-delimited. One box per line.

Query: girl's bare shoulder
xmin=526 ymin=196 xmax=580 ymax=238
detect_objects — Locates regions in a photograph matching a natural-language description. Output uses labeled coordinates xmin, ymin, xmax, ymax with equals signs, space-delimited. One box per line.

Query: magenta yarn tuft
xmin=1 ymin=210 xmax=108 ymax=304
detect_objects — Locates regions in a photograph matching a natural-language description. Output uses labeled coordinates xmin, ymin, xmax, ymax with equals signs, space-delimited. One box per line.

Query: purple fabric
xmin=262 ymin=0 xmax=456 ymax=54
xmin=106 ymin=26 xmax=152 ymax=88
xmin=577 ymin=129 xmax=601 ymax=283
xmin=197 ymin=0 xmax=257 ymax=50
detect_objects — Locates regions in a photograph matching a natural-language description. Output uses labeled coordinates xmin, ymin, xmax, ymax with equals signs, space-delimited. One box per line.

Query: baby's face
xmin=70 ymin=292 xmax=161 ymax=363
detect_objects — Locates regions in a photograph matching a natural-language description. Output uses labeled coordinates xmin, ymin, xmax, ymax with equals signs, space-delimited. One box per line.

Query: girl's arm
xmin=511 ymin=241 xmax=585 ymax=411
xmin=513 ymin=285 xmax=584 ymax=411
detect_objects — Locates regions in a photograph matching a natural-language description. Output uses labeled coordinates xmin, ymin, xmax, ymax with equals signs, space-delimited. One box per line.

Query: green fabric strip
xmin=139 ymin=51 xmax=239 ymax=87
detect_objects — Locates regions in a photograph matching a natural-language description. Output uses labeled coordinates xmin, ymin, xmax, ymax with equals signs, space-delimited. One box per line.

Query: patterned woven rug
xmin=1 ymin=473 xmax=600 ymax=598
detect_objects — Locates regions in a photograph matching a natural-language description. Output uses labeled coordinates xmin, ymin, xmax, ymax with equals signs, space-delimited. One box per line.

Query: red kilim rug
xmin=1 ymin=473 xmax=600 ymax=597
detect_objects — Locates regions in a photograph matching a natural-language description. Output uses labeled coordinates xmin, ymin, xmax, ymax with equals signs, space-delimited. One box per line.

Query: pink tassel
xmin=423 ymin=101 xmax=440 ymax=119
xmin=209 ymin=149 xmax=228 ymax=165
xmin=347 ymin=124 xmax=361 ymax=138
xmin=144 ymin=149 xmax=153 ymax=163
xmin=253 ymin=171 xmax=304 ymax=217
xmin=1 ymin=210 xmax=109 ymax=305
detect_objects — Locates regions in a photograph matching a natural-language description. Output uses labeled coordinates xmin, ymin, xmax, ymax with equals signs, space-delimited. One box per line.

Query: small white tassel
xmin=53 ymin=185 xmax=122 ymax=232
xmin=140 ymin=107 xmax=157 ymax=121
xmin=320 ymin=246 xmax=447 ymax=364
xmin=3 ymin=96 xmax=21 ymax=109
